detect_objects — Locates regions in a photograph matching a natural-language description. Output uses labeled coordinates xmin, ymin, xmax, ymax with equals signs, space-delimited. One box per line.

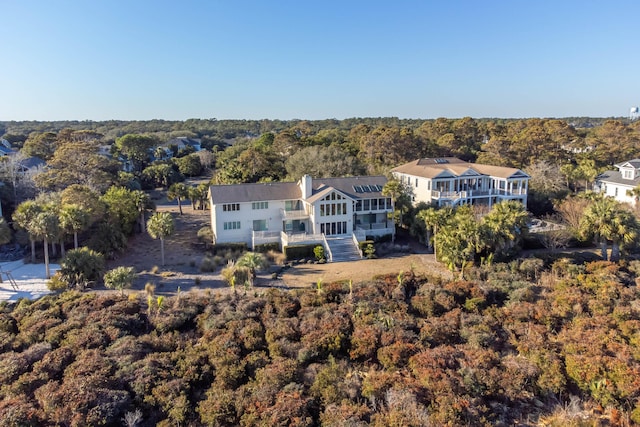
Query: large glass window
xmin=363 ymin=199 xmax=370 ymax=211
xmin=252 ymin=202 xmax=268 ymax=210
xmin=285 ymin=200 xmax=301 ymax=211
xmin=252 ymin=219 xmax=267 ymax=231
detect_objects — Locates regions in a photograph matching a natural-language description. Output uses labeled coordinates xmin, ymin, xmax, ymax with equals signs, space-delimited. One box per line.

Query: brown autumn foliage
xmin=1 ymin=258 xmax=640 ymax=426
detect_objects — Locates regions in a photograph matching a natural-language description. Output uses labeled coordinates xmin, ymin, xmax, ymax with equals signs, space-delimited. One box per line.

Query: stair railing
xmin=322 ymin=234 xmax=333 ymax=262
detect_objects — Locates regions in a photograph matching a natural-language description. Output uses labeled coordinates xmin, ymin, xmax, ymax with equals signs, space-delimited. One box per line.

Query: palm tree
xmin=579 ymin=196 xmax=638 ymax=260
xmin=626 ymin=185 xmax=640 ymax=213
xmin=104 ymin=266 xmax=136 ymax=296
xmin=12 ymin=200 xmax=42 ymax=264
xmin=30 ymin=206 xmax=60 ymax=279
xmin=167 ymin=183 xmax=190 ymax=215
xmin=417 ymin=206 xmax=452 ymax=259
xmin=131 ymin=190 xmax=152 ymax=233
xmin=237 ymin=252 xmax=269 ymax=286
xmin=382 ymin=178 xmax=412 ymax=229
xmin=435 ymin=206 xmax=480 ymax=279
xmin=59 ymin=203 xmax=90 ymax=250
xmin=481 ymin=200 xmax=529 ymax=258
xmin=188 ymin=184 xmax=209 ymax=210
xmin=147 ymin=212 xmax=175 ymax=266
xmin=608 ymin=209 xmax=638 ymax=261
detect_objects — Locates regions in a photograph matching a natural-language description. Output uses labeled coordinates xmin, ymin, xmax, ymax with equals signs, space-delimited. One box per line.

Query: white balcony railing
xmin=281 ymin=208 xmax=309 ymax=220
xmin=432 ymin=188 xmax=526 ymax=199
xmin=281 ymin=231 xmax=324 ymax=247
xmin=252 ymin=231 xmax=280 ymax=248
xmin=356 ymin=223 xmax=393 ymax=231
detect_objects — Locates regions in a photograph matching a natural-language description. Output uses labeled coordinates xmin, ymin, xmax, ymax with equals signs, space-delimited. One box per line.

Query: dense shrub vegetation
xmin=1 ymin=258 xmax=640 ymax=425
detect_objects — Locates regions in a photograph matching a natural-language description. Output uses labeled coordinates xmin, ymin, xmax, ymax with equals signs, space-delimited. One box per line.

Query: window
xmin=355 ymin=200 xmax=362 ymax=212
xmin=320 ymin=205 xmax=325 ymax=216
xmin=386 ymin=198 xmax=392 ymax=209
xmin=253 ymin=219 xmax=267 ymax=231
xmin=623 ymin=170 xmax=634 ymax=179
xmin=223 ymin=221 xmax=241 ymax=230
xmin=363 ymin=199 xmax=370 ymax=211
xmin=371 ymin=198 xmax=378 ymax=210
xmin=415 ymin=179 xmax=418 ymax=188
xmin=223 ymin=203 xmax=240 ymax=212
xmin=252 ymin=201 xmax=268 ymax=210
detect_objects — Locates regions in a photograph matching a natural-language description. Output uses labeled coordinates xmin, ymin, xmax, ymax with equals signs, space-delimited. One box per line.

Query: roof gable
xmin=392 ymin=158 xmax=529 ymax=180
xmin=615 ymin=159 xmax=640 ymax=170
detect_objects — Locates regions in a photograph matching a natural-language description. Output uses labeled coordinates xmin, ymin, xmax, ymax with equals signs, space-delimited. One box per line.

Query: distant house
xmin=155 ymin=137 xmax=202 ymax=160
xmin=0 ymin=139 xmax=14 ymax=156
xmin=594 ymin=159 xmax=640 ymax=205
xmin=18 ymin=156 xmax=46 ymax=174
xmin=391 ymin=157 xmax=530 ymax=207
xmin=208 ymin=175 xmax=395 ymax=261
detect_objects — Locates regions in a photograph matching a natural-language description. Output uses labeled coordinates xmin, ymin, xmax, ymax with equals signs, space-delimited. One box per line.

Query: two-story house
xmin=208 ymin=175 xmax=395 ymax=261
xmin=594 ymin=159 xmax=640 ymax=206
xmin=391 ymin=158 xmax=529 ymax=207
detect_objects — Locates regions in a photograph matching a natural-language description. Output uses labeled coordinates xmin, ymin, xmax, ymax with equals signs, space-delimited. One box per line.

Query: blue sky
xmin=1 ymin=1 xmax=639 ymax=121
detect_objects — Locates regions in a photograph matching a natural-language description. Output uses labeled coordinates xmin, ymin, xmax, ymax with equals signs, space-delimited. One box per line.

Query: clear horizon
xmin=2 ymin=1 xmax=639 ymax=121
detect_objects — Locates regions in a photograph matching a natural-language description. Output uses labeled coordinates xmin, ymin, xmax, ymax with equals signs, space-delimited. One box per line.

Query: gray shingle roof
xmin=209 ymin=176 xmax=388 ymax=204
xmin=596 ymin=170 xmax=640 ymax=187
xmin=209 ymin=182 xmax=301 ymax=204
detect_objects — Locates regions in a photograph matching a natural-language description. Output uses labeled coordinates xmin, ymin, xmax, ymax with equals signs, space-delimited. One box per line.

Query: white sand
xmin=0 ymin=260 xmax=60 ymax=303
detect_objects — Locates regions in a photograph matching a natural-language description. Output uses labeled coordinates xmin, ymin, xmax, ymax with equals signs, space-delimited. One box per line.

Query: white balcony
xmin=281 ymin=231 xmax=324 ymax=246
xmin=281 ymin=208 xmax=310 ymax=220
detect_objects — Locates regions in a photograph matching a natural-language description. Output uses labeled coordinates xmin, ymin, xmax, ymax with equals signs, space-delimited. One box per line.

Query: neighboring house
xmin=155 ymin=137 xmax=203 ymax=160
xmin=18 ymin=156 xmax=46 ymax=175
xmin=0 ymin=145 xmax=13 ymax=157
xmin=391 ymin=157 xmax=530 ymax=207
xmin=594 ymin=159 xmax=640 ymax=205
xmin=208 ymin=175 xmax=395 ymax=261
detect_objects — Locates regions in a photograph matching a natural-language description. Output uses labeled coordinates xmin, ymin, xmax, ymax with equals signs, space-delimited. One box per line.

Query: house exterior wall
xmin=212 ymin=200 xmax=288 ymax=245
xmin=593 ymin=160 xmax=640 ymax=207
xmin=595 ymin=181 xmax=635 ymax=205
xmin=393 ymin=171 xmax=528 ymax=207
xmin=308 ymin=190 xmax=353 ymax=236
xmin=209 ymin=176 xmax=395 ymax=248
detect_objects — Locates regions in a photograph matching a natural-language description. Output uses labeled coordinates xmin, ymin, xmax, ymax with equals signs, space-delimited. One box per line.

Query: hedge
xmin=211 ymin=242 xmax=248 ymax=255
xmin=254 ymin=242 xmax=281 ymax=253
xmin=284 ymin=244 xmax=317 ymax=261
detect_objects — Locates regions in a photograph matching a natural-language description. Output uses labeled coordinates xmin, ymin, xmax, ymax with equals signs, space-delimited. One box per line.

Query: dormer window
xmin=623 ymin=169 xmax=634 ymax=180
